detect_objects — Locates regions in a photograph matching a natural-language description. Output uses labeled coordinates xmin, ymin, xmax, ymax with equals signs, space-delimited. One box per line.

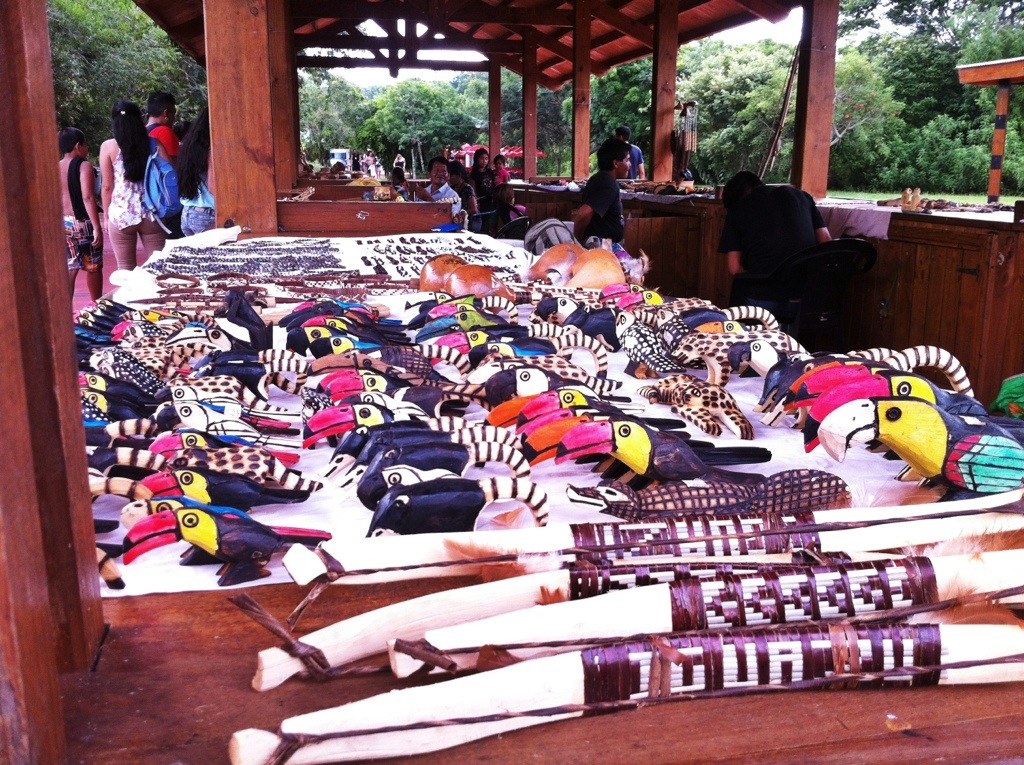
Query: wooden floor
xmin=62 ymin=579 xmax=1024 ymax=765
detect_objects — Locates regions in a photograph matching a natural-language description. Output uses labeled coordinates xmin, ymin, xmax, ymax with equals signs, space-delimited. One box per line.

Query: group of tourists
xmin=404 ymin=146 xmax=523 ymax=229
xmin=59 ymin=101 xmax=825 ymax=316
xmin=60 ymin=91 xmax=215 ymax=300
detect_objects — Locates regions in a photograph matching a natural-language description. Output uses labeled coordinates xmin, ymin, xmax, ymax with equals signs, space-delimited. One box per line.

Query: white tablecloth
xmin=95 ymin=288 xmax=924 ymax=598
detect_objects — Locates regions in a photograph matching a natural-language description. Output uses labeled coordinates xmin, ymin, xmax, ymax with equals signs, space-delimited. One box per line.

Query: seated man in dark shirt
xmin=717 ymin=171 xmax=831 ymax=317
xmin=573 ymin=138 xmax=630 ymax=245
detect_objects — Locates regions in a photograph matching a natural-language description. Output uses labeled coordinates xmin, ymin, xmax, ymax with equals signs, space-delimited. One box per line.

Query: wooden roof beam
xmin=591 ymin=2 xmax=654 ymax=48
xmin=294 ymin=0 xmax=572 ymax=26
xmin=732 ymin=0 xmax=792 ymax=23
xmin=533 ymin=30 xmax=574 ymax=64
xmin=449 ymin=5 xmax=572 ymax=25
xmin=297 ymin=54 xmax=490 ymax=70
xmin=298 ymin=23 xmax=384 ymax=51
xmin=532 ymin=29 xmax=612 ymax=78
xmin=167 ymin=14 xmax=204 ymax=41
xmin=494 ymin=53 xmax=564 ymax=90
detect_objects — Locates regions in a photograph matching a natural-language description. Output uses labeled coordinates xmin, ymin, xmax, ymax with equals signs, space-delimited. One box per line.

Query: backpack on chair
xmin=143 ymin=138 xmax=182 ymax=233
xmin=522 ymin=218 xmax=577 ymax=259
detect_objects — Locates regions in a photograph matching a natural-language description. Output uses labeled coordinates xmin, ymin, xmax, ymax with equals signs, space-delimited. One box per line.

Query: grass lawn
xmin=827 ymin=189 xmax=1023 ymax=205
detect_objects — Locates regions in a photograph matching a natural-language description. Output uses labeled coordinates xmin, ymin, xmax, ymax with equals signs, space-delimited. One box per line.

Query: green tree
xmin=536 ymin=87 xmax=572 ymax=175
xmin=859 ymin=33 xmax=973 ymax=130
xmin=827 ymin=49 xmax=904 ymax=188
xmin=354 ymin=79 xmax=477 ymax=177
xmin=840 ymin=0 xmax=1021 ymax=40
xmin=487 ymin=71 xmax=572 ymax=177
xmin=676 ymin=41 xmax=795 ymax=184
xmin=48 ymin=0 xmax=206 ymax=154
xmin=298 ymin=70 xmax=372 ymax=167
xmin=590 ymin=58 xmax=653 ymax=155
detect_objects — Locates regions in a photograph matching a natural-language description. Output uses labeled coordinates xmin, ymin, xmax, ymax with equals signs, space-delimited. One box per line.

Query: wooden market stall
xmin=129 ymin=0 xmax=840 ymax=232
xmin=276 ymin=200 xmax=456 ymax=236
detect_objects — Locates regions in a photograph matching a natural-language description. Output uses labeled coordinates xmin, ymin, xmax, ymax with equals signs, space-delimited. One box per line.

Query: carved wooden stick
xmin=257 ymin=547 xmax=1024 ymax=690
xmin=282 ymin=487 xmax=1024 ymax=586
xmin=388 ymin=550 xmax=1024 ymax=677
xmin=231 ymin=623 xmax=1024 ymax=765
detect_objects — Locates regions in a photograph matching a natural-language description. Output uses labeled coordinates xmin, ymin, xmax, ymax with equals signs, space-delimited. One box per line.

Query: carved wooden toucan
xmin=818 ymin=397 xmax=1024 ymax=499
xmin=139 ymin=466 xmax=311 ymax=509
xmin=534 ymin=296 xmax=620 ymax=351
xmin=556 ymin=417 xmax=770 ymax=483
xmin=121 ymin=499 xmax=330 ymax=586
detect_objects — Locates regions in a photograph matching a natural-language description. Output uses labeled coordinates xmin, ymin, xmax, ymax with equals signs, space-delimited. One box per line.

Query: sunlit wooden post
xmin=204 ymin=0 xmax=280 ymax=232
xmin=522 ymin=29 xmax=539 ymax=180
xmin=651 ymin=0 xmax=679 ymax=182
xmin=791 ymin=0 xmax=839 ymax=198
xmin=957 ymin=58 xmax=1024 ymax=203
xmin=1 ymin=0 xmax=105 ymax=760
xmin=270 ymin=0 xmax=300 ymax=190
xmin=489 ymin=60 xmax=503 ymax=159
xmin=572 ymin=0 xmax=592 ymax=178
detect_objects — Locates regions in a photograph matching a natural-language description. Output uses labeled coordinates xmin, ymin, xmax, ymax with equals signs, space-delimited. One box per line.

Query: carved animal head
xmin=565 ymin=481 xmax=640 ymax=518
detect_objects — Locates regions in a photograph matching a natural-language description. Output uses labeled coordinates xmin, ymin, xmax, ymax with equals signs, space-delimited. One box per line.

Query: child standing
xmin=58 ymin=127 xmax=104 ymax=300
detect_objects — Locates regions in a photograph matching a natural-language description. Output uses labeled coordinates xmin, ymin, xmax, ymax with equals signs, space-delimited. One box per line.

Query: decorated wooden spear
xmin=251 ymin=549 xmax=1024 ymax=690
xmin=230 ymin=622 xmax=1024 ymax=765
xmin=282 ymin=487 xmax=1024 ymax=586
xmin=387 ymin=551 xmax=1024 ymax=677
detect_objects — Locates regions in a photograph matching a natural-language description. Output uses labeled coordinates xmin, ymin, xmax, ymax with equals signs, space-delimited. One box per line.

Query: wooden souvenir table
xmin=516 ymin=188 xmax=1024 ymax=405
xmin=62 ymin=231 xmax=1024 ymax=764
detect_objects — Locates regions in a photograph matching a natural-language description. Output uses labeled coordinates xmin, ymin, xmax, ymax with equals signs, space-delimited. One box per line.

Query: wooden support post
xmin=523 ymin=30 xmax=539 ymax=180
xmin=572 ymin=0 xmax=592 ymax=178
xmin=489 ymin=59 xmax=503 ymax=159
xmin=988 ymin=80 xmax=1011 ymax=203
xmin=790 ymin=0 xmax=839 ymax=198
xmin=652 ymin=0 xmax=679 ymax=182
xmin=270 ymin=0 xmax=300 ymax=190
xmin=0 ymin=0 xmax=105 ymax=760
xmin=204 ymin=0 xmax=280 ymax=233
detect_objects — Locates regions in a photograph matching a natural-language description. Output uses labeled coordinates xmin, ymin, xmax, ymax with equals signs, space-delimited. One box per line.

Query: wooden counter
xmin=520 ymin=189 xmax=1024 ymax=404
xmin=276 ymin=200 xmax=454 ymax=237
xmin=62 ymin=581 xmax=1024 ymax=764
xmin=283 ymin=183 xmax=387 ymax=201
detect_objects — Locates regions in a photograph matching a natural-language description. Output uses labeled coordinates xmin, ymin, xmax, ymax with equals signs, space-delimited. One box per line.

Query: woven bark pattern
xmin=666 ymin=556 xmax=938 ymax=631
xmin=581 ymin=623 xmax=943 ymax=703
xmin=570 ymin=515 xmax=820 ymax=560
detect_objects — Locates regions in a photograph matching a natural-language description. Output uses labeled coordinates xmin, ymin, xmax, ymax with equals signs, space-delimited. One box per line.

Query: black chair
xmin=467 ymin=211 xmax=498 ymax=235
xmin=495 ymin=216 xmax=532 ymax=240
xmin=728 ymin=237 xmax=877 ymax=352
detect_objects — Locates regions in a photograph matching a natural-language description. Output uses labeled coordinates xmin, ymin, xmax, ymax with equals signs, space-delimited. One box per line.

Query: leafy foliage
xmin=298 ymin=70 xmax=372 ymax=168
xmin=676 ymin=41 xmax=796 ymax=184
xmin=48 ymin=0 xmax=206 ymax=156
xmin=590 ymin=59 xmax=653 ymax=155
xmin=353 ymin=80 xmax=478 ymax=178
xmin=47 ymin=0 xmax=1024 ymax=195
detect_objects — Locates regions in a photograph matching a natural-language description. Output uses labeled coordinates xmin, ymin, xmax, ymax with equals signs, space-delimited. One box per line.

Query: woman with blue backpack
xmin=99 ymin=100 xmax=170 ymax=270
xmin=177 ymin=108 xmax=216 ymax=237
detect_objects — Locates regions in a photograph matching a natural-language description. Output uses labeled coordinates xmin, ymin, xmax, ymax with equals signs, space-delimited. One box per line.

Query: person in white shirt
xmin=410 ymin=155 xmax=462 ymax=214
